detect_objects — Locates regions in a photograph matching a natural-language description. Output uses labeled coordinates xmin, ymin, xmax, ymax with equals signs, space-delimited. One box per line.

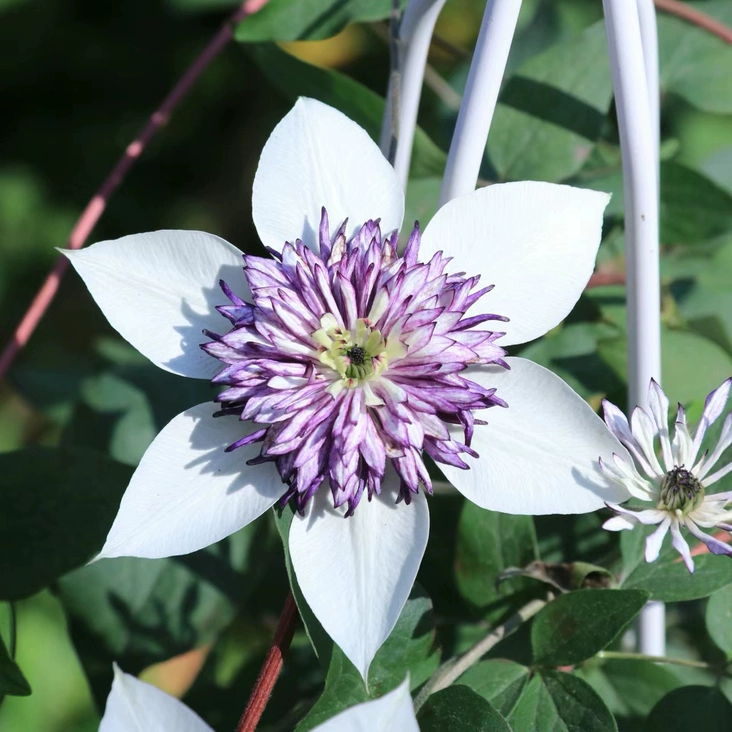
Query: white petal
xmin=99 ymin=403 xmax=282 ymax=559
xmin=693 ymin=378 xmax=732 ymax=459
xmin=647 ymin=379 xmax=674 ymax=471
xmin=312 ymin=677 xmax=418 ymax=732
xmin=603 ymin=514 xmax=637 ymax=531
xmin=252 ymin=98 xmax=404 ymax=253
xmin=64 ymin=231 xmax=246 ymax=378
xmin=289 ymin=475 xmax=429 ymax=682
xmin=440 ymin=358 xmax=631 ymax=515
xmin=698 ymin=413 xmax=732 ymax=481
xmin=420 ymin=182 xmax=610 ymax=346
xmin=669 ymin=522 xmax=694 ymax=572
xmin=645 ymin=517 xmax=671 ymax=562
xmin=629 ymin=407 xmax=664 ymax=477
xmin=100 ymin=665 xmax=213 ymax=732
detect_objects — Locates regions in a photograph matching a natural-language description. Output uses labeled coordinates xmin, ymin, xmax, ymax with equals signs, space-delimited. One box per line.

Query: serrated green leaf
xmin=531 ymin=589 xmax=648 ymax=666
xmin=455 ymin=501 xmax=538 ymax=615
xmin=0 ymin=634 xmax=30 ymax=697
xmin=509 ymin=671 xmax=617 ymax=732
xmin=647 ymin=686 xmax=732 ymax=731
xmin=706 ymin=584 xmax=732 ymax=656
xmin=236 ymin=0 xmax=406 ymax=42
xmin=418 ymin=685 xmax=512 ymax=732
xmin=0 ymin=447 xmax=132 ymax=601
xmin=247 ymin=44 xmax=445 ymax=178
xmin=489 ymin=21 xmax=612 ymax=182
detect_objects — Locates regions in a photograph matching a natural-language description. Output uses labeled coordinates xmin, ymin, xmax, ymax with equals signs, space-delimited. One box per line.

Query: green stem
xmin=413 ymin=597 xmax=547 ymax=712
xmin=598 ymin=650 xmax=723 ymax=672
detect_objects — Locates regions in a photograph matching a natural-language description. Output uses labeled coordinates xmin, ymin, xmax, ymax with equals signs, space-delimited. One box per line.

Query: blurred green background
xmin=2 ymin=0 xmax=732 ymax=729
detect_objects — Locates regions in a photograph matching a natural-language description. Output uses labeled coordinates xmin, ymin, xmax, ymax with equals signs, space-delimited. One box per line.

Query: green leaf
xmin=531 ymin=589 xmax=648 ymax=666
xmin=622 ymin=552 xmax=732 ymax=601
xmin=580 ymin=162 xmax=732 ymax=244
xmin=417 ymin=686 xmax=512 ymax=732
xmin=455 ymin=501 xmax=538 ymax=614
xmin=57 ymin=521 xmax=272 ymax=708
xmin=579 ymin=659 xmax=681 ymax=718
xmin=0 ymin=634 xmax=30 ymax=697
xmin=0 ymin=447 xmax=132 ymax=601
xmin=489 ymin=21 xmax=612 ymax=182
xmin=660 ymin=162 xmax=732 ymax=243
xmin=296 ymin=587 xmax=440 ymax=731
xmin=647 ymin=686 xmax=732 ymax=732
xmin=248 ymin=44 xmax=445 ymax=178
xmin=658 ymin=2 xmax=732 ymax=114
xmin=706 ymin=584 xmax=732 ymax=655
xmin=457 ymin=659 xmax=530 ymax=717
xmin=509 ymin=671 xmax=617 ymax=732
xmin=236 ymin=0 xmax=405 ymax=42
xmin=598 ymin=327 xmax=732 ymax=406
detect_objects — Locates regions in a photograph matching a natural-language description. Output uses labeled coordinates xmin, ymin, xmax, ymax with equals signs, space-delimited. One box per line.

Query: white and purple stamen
xmin=202 ymin=207 xmax=509 ymax=516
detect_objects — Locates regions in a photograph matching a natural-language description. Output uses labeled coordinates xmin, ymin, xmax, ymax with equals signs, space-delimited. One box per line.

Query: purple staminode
xmin=202 ymin=208 xmax=509 ymax=515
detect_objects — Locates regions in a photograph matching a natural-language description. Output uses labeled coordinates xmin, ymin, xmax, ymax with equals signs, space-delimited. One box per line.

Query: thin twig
xmin=654 ymin=0 xmax=732 ymax=45
xmin=0 ymin=0 xmax=269 ymax=384
xmin=598 ymin=650 xmax=726 ymax=672
xmin=235 ymin=592 xmax=299 ymax=732
xmin=413 ymin=597 xmax=547 ymax=712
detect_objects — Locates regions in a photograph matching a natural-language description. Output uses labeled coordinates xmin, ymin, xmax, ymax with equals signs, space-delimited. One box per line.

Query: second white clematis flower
xmin=100 ymin=665 xmax=418 ymax=731
xmin=65 ymin=98 xmax=629 ymax=680
xmin=601 ymin=378 xmax=732 ymax=572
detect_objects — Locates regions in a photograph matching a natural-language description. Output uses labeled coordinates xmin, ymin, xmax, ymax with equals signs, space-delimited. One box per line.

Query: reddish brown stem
xmin=0 ymin=0 xmax=269 ymax=384
xmin=585 ymin=270 xmax=626 ymax=289
xmin=236 ymin=592 xmax=299 ymax=732
xmin=655 ymin=0 xmax=732 ymax=45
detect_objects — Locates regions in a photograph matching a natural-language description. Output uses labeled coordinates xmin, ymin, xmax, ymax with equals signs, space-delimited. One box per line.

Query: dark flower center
xmin=659 ymin=466 xmax=704 ymax=513
xmin=346 ymin=345 xmax=366 ymax=366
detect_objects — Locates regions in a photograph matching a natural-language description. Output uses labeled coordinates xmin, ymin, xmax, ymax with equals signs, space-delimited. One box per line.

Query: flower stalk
xmin=236 ymin=592 xmax=299 ymax=732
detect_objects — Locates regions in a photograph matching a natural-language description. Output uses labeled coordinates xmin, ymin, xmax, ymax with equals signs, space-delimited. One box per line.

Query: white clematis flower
xmin=65 ymin=98 xmax=628 ymax=681
xmin=99 ymin=666 xmax=418 ymax=731
xmin=601 ymin=378 xmax=732 ymax=572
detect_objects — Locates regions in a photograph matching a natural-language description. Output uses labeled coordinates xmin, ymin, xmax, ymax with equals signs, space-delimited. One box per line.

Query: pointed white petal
xmin=602 ymin=400 xmax=657 ymax=479
xmin=99 ymin=403 xmax=282 ymax=559
xmin=609 ymin=454 xmax=656 ymax=500
xmin=252 ymin=98 xmax=404 ymax=253
xmin=420 ymin=182 xmax=610 ymax=346
xmin=647 ymin=379 xmax=674 ymax=471
xmin=100 ymin=665 xmax=213 ymax=732
xmin=669 ymin=521 xmax=694 ymax=572
xmin=698 ymin=413 xmax=732 ymax=481
xmin=289 ymin=476 xmax=429 ymax=681
xmin=645 ymin=517 xmax=671 ymax=562
xmin=693 ymin=378 xmax=732 ymax=459
xmin=440 ymin=358 xmax=630 ymax=515
xmin=603 ymin=514 xmax=637 ymax=531
xmin=686 ymin=518 xmax=732 ymax=558
xmin=64 ymin=231 xmax=246 ymax=378
xmin=672 ymin=417 xmax=694 ymax=468
xmin=703 ymin=460 xmax=732 ymax=488
xmin=611 ymin=504 xmax=667 ymax=525
xmin=629 ymin=407 xmax=664 ymax=477
xmin=312 ymin=677 xmax=418 ymax=732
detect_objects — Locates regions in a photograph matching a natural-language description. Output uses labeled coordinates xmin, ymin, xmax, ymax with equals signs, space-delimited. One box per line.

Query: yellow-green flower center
xmin=312 ymin=314 xmax=406 ymax=392
xmin=658 ymin=466 xmax=705 ymax=514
